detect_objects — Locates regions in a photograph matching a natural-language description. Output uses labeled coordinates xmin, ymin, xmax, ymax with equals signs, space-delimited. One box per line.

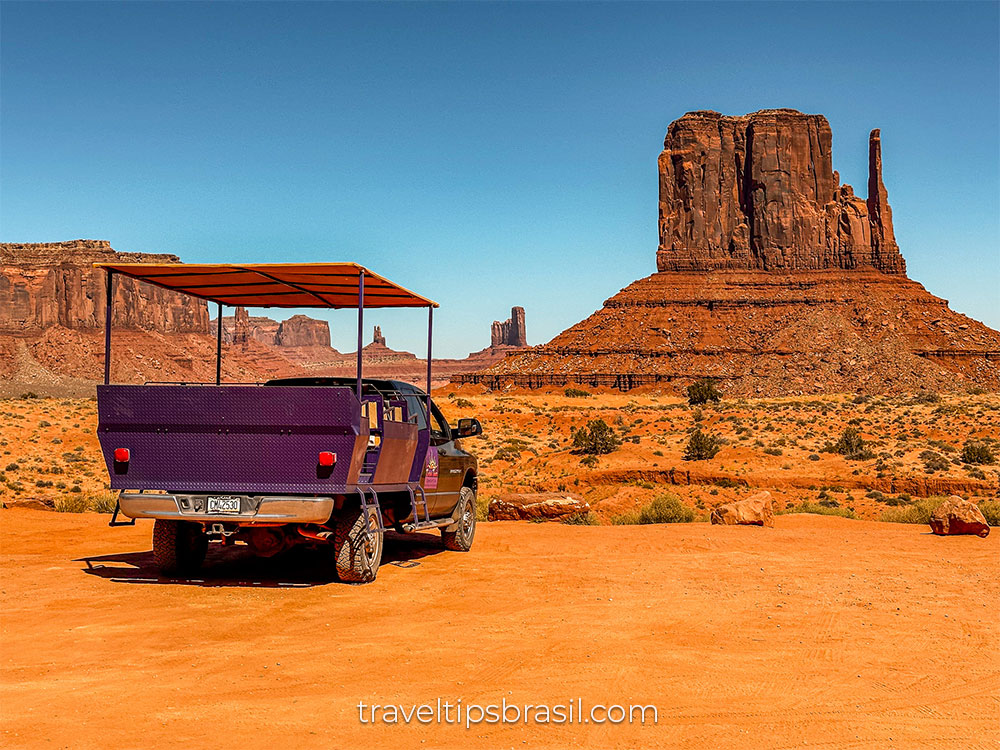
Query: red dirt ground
xmin=2 ymin=509 xmax=997 ymax=749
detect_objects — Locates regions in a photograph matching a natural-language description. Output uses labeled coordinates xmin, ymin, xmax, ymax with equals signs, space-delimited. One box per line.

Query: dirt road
xmin=2 ymin=509 xmax=997 ymax=749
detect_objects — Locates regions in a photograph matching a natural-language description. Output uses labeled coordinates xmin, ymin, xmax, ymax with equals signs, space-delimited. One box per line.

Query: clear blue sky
xmin=2 ymin=1 xmax=997 ymax=356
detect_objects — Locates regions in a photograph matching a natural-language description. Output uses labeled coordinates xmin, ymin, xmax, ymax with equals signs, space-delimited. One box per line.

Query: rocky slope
xmin=459 ymin=109 xmax=1000 ymax=395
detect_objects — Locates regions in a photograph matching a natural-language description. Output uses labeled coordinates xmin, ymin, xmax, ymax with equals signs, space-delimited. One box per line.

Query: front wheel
xmin=441 ymin=486 xmax=477 ymax=552
xmin=152 ymin=519 xmax=207 ymax=575
xmin=331 ymin=507 xmax=383 ymax=583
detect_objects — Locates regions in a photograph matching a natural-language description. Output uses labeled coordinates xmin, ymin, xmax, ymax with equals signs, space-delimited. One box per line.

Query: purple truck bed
xmin=97 ymin=385 xmax=371 ymax=494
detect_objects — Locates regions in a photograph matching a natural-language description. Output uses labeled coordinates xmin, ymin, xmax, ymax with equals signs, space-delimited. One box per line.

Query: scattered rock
xmin=488 ymin=493 xmax=588 ymax=521
xmin=929 ymin=496 xmax=990 ymax=538
xmin=710 ymin=491 xmax=774 ymax=528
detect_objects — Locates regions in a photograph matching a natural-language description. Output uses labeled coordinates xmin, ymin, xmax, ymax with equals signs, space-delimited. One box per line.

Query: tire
xmin=331 ymin=506 xmax=383 ymax=583
xmin=441 ymin=486 xmax=477 ymax=552
xmin=152 ymin=519 xmax=207 ymax=575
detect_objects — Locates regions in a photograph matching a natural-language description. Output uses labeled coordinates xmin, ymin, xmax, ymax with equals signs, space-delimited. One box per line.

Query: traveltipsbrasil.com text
xmin=358 ymin=699 xmax=658 ymax=727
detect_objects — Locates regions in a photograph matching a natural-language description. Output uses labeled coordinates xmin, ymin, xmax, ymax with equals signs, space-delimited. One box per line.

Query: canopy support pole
xmin=356 ymin=271 xmax=365 ymax=400
xmin=103 ymin=270 xmax=114 ymax=385
xmin=426 ymin=306 xmax=433 ymax=413
xmin=215 ymin=302 xmax=222 ymax=386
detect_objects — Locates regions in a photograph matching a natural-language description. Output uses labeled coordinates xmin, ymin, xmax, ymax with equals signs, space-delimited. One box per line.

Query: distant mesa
xmin=0 ymin=240 xmax=521 ymax=395
xmin=458 ymin=109 xmax=1000 ymax=395
xmin=0 ymin=239 xmax=209 ymax=334
xmin=218 ymin=307 xmax=332 ymax=350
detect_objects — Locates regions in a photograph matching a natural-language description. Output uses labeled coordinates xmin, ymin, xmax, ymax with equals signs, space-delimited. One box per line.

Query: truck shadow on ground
xmin=75 ymin=531 xmax=447 ymax=588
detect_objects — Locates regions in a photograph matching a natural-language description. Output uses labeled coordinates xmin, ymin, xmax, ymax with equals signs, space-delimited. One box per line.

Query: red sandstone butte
xmin=457 ymin=109 xmax=1000 ymax=395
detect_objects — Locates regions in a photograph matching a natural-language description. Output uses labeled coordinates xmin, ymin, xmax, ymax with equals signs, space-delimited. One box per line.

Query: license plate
xmin=207 ymin=496 xmax=241 ymax=514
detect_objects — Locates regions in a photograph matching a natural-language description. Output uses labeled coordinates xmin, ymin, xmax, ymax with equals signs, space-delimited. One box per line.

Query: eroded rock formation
xmin=458 ymin=109 xmax=1000 ymax=395
xmin=217 ymin=310 xmax=330 ymax=349
xmin=373 ymin=325 xmax=386 ymax=346
xmin=0 ymin=240 xmax=210 ymax=334
xmin=275 ymin=315 xmax=330 ymax=348
xmin=491 ymin=307 xmax=527 ymax=348
xmin=656 ymin=110 xmax=905 ymax=274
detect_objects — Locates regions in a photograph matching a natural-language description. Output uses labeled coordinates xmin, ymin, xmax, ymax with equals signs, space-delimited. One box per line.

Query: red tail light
xmin=114 ymin=448 xmax=130 ymax=462
xmin=318 ymin=451 xmax=336 ymax=467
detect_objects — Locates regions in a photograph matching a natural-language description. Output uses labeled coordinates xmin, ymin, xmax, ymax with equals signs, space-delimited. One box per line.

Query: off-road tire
xmin=332 ymin=507 xmax=383 ymax=583
xmin=441 ymin=486 xmax=477 ymax=552
xmin=152 ymin=519 xmax=208 ymax=575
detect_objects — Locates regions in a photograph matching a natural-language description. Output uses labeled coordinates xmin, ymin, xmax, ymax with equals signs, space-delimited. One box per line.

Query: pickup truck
xmin=100 ymin=377 xmax=481 ymax=582
xmin=94 ymin=261 xmax=482 ymax=583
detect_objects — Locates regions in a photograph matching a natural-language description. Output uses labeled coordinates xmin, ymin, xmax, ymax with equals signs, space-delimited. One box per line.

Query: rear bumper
xmin=118 ymin=493 xmax=334 ymax=524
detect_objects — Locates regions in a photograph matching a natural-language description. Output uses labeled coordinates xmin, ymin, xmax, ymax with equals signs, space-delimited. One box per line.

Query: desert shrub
xmin=55 ymin=494 xmax=91 ymax=513
xmin=824 ymin=427 xmax=875 ymax=460
xmin=38 ymin=420 xmax=51 ymax=428
xmin=611 ymin=494 xmax=695 ymax=525
xmin=879 ymin=496 xmax=946 ymax=524
xmin=979 ymin=501 xmax=1000 ymax=526
xmin=687 ymin=378 xmax=722 ymax=406
xmin=562 ymin=511 xmax=601 ymax=525
xmin=779 ymin=501 xmax=856 ymax=519
xmin=474 ymin=494 xmax=490 ymax=521
xmin=564 ymin=388 xmax=591 ymax=398
xmin=454 ymin=398 xmax=474 ymax=409
xmin=713 ymin=477 xmax=738 ymax=488
xmin=764 ymin=447 xmax=783 ymax=456
xmin=808 ymin=453 xmax=820 ymax=461
xmin=683 ymin=429 xmax=720 ymax=461
xmin=910 ymin=391 xmax=941 ymax=404
xmin=960 ymin=442 xmax=996 ymax=465
xmin=919 ymin=450 xmax=950 ymax=473
xmin=571 ymin=419 xmax=621 ymax=455
xmin=580 ymin=455 xmax=599 ymax=468
xmin=19 ymin=392 xmax=38 ymax=399
xmin=5 ymin=462 xmax=19 ymax=472
xmin=89 ymin=491 xmax=119 ymax=514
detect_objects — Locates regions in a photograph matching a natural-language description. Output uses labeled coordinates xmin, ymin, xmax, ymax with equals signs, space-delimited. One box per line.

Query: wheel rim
xmin=363 ymin=510 xmax=382 ymax=564
xmin=461 ymin=496 xmax=475 ymax=539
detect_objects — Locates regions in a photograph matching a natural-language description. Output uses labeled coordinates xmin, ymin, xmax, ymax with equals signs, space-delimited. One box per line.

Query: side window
xmin=429 ymin=401 xmax=451 ymax=443
xmin=403 ymin=395 xmax=428 ymax=430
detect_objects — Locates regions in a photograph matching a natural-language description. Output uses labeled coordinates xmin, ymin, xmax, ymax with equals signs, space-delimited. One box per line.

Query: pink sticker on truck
xmin=424 ymin=446 xmax=439 ymax=489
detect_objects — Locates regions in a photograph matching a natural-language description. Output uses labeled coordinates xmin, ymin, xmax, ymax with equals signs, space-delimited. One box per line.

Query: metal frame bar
xmin=356 ymin=270 xmax=364 ymax=400
xmin=426 ymin=306 xmax=433 ymax=415
xmin=215 ymin=302 xmax=223 ymax=385
xmin=104 ymin=270 xmax=114 ymax=385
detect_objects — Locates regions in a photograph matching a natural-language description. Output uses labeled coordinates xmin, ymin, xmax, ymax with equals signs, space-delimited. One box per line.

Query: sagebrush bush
xmin=979 ymin=500 xmax=1000 ymax=526
xmin=611 ymin=494 xmax=695 ymax=525
xmin=562 ymin=511 xmax=601 ymax=525
xmin=879 ymin=496 xmax=946 ymax=524
xmin=961 ymin=442 xmax=996 ymax=465
xmin=564 ymin=388 xmax=591 ymax=398
xmin=825 ymin=427 xmax=874 ymax=460
xmin=572 ymin=419 xmax=621 ymax=455
xmin=683 ymin=429 xmax=720 ymax=461
xmin=687 ymin=378 xmax=722 ymax=406
xmin=779 ymin=501 xmax=856 ymax=519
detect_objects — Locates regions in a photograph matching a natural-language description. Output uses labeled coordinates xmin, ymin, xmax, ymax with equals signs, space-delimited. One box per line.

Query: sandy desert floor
xmin=1 ymin=508 xmax=997 ymax=749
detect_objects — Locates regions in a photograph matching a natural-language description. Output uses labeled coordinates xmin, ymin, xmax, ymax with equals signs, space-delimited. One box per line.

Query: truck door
xmin=427 ymin=400 xmax=463 ymax=515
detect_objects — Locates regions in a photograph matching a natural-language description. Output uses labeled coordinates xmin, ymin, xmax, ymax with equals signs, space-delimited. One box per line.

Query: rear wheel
xmin=442 ymin=486 xmax=476 ymax=552
xmin=152 ymin=519 xmax=207 ymax=575
xmin=331 ymin=507 xmax=383 ymax=583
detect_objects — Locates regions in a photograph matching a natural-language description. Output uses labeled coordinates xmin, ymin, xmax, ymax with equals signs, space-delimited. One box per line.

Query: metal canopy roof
xmin=92 ymin=262 xmax=438 ymax=309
